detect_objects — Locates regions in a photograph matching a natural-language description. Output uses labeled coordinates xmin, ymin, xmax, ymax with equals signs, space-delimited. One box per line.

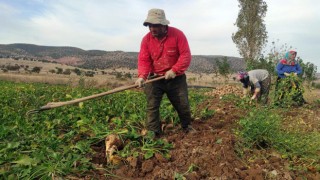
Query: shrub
xmin=236 ymin=109 xmax=281 ymax=148
xmin=273 ymin=75 xmax=305 ymax=107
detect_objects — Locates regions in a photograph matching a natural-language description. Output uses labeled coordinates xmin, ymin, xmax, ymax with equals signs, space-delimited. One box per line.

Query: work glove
xmin=294 ymin=72 xmax=298 ymax=76
xmin=135 ymin=78 xmax=145 ymax=87
xmin=164 ymin=69 xmax=176 ymax=80
xmin=284 ymin=72 xmax=290 ymax=76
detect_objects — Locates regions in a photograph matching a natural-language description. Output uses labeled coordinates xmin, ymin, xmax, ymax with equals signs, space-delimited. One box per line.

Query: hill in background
xmin=0 ymin=43 xmax=245 ymax=74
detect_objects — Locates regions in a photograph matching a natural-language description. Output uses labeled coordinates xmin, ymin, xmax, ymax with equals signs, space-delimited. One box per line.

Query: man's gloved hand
xmin=135 ymin=78 xmax=145 ymax=87
xmin=294 ymin=72 xmax=298 ymax=76
xmin=284 ymin=72 xmax=290 ymax=76
xmin=165 ymin=69 xmax=176 ymax=80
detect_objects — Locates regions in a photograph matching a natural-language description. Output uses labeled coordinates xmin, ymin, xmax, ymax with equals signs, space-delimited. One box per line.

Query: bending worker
xmin=236 ymin=69 xmax=271 ymax=104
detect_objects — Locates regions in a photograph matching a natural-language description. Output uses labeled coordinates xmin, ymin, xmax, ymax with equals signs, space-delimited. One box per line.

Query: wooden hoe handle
xmin=26 ymin=76 xmax=165 ymax=115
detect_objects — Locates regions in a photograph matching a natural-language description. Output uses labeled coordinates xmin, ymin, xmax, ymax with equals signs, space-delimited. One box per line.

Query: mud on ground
xmin=87 ymin=96 xmax=319 ymax=180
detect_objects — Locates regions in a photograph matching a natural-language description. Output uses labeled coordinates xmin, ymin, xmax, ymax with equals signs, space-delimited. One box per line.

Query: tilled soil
xmin=88 ymin=97 xmax=320 ymax=180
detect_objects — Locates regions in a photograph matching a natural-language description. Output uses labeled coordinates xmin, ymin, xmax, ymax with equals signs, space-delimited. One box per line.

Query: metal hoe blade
xmin=26 ymin=109 xmax=40 ymax=115
xmin=26 ymin=106 xmax=51 ymax=116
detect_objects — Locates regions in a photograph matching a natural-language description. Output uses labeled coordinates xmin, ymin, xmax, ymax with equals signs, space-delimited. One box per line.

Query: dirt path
xmin=87 ymin=97 xmax=319 ymax=180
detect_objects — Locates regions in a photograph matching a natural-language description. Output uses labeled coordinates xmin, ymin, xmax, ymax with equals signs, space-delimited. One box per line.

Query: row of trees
xmin=0 ymin=55 xmax=57 ymax=64
xmin=0 ymin=63 xmax=136 ymax=80
xmin=0 ymin=64 xmax=95 ymax=77
xmin=1 ymin=64 xmax=42 ymax=73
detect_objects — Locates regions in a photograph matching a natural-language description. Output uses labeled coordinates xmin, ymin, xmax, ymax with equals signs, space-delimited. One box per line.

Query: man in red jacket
xmin=135 ymin=8 xmax=194 ymax=136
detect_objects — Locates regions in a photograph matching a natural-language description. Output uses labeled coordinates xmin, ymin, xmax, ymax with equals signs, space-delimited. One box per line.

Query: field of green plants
xmin=0 ymin=80 xmax=212 ymax=179
xmin=1 ymin=79 xmax=319 ymax=179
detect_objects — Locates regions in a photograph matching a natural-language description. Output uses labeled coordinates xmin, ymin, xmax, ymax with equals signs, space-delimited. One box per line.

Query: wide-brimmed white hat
xmin=143 ymin=8 xmax=170 ymax=26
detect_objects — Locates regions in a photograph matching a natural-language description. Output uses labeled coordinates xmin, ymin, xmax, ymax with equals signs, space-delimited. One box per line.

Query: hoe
xmin=26 ymin=76 xmax=165 ymax=115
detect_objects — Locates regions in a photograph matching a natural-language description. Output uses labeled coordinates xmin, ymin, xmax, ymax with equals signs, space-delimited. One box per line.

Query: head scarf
xmin=280 ymin=51 xmax=297 ymax=65
xmin=237 ymin=71 xmax=250 ymax=88
xmin=237 ymin=71 xmax=248 ymax=80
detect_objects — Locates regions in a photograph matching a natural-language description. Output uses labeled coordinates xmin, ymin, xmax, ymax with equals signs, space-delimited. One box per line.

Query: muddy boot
xmin=182 ymin=125 xmax=196 ymax=134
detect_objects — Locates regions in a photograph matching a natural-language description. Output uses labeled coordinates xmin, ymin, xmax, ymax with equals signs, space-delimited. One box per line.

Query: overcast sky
xmin=1 ymin=0 xmax=319 ymax=71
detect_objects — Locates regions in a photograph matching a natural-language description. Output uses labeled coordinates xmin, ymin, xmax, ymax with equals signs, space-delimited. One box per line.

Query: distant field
xmin=0 ymin=58 xmax=238 ymax=88
xmin=1 ymin=57 xmax=319 ymax=101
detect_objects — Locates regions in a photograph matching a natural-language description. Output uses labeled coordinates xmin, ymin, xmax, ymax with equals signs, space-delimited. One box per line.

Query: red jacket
xmin=137 ymin=26 xmax=191 ymax=79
